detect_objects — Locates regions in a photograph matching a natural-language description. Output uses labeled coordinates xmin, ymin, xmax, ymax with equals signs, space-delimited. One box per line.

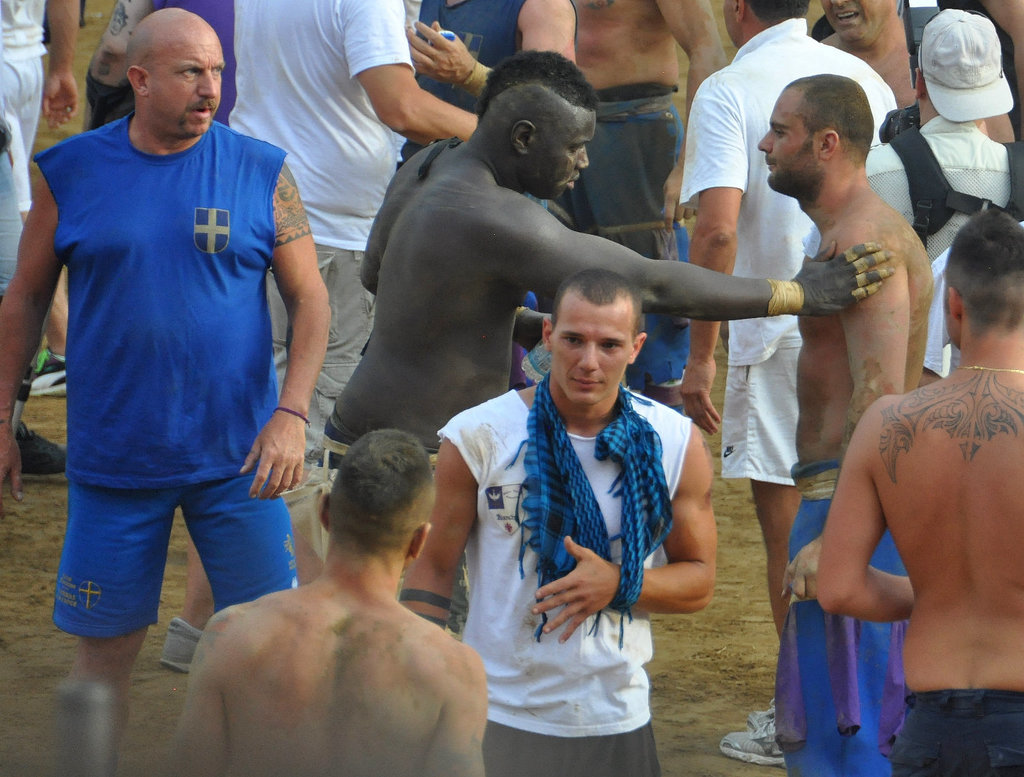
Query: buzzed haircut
xmin=329 ymin=429 xmax=435 ymax=553
xmin=947 ymin=209 xmax=1024 ymax=331
xmin=551 ymin=268 xmax=644 ymax=335
xmin=476 ymin=50 xmax=598 ymax=118
xmin=746 ymin=0 xmax=810 ymax=24
xmin=785 ymin=74 xmax=874 ymax=164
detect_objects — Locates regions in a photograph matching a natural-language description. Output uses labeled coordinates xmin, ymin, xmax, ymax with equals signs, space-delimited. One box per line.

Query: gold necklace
xmin=957 ymin=365 xmax=1024 ymax=376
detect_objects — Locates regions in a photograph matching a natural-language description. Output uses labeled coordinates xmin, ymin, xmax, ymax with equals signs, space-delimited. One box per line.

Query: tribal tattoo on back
xmin=879 ymin=372 xmax=1024 ymax=483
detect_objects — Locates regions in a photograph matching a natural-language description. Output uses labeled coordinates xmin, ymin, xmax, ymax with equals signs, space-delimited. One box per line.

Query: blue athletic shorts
xmin=54 ymin=475 xmax=297 ymax=637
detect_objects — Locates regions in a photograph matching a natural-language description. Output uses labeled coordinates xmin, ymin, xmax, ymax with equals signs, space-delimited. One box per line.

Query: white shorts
xmin=2 ymin=55 xmax=43 ymax=213
xmin=721 ymin=344 xmax=799 ymax=485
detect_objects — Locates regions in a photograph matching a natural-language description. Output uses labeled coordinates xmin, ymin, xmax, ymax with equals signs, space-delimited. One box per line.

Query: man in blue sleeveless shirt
xmin=0 ymin=8 xmax=328 ymax=749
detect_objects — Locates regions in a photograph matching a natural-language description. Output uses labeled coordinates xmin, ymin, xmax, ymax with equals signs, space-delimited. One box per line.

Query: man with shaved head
xmin=0 ymin=8 xmax=329 ymax=747
xmin=171 ymin=429 xmax=487 ymax=777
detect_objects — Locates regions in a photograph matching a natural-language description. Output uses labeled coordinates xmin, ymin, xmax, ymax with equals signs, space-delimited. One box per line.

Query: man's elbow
xmin=688 ymin=587 xmax=714 ymax=613
xmin=372 ymin=94 xmax=441 ymax=142
xmin=817 ymin=570 xmax=858 ymax=616
xmin=679 ymin=566 xmax=716 ymax=613
xmin=689 ymin=223 xmax=737 ymax=268
xmin=374 ymin=101 xmax=417 ymax=136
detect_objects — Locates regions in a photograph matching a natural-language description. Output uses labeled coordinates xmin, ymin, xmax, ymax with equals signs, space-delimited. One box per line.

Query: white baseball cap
xmin=920 ymin=9 xmax=1013 ymax=123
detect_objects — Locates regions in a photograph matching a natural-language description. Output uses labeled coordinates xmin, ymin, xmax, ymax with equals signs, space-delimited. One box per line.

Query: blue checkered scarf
xmin=518 ymin=375 xmax=673 ymax=641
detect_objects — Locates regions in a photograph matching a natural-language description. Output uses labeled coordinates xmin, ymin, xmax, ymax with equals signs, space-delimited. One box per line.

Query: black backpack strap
xmin=890 ymin=127 xmax=957 ymax=244
xmin=1003 ymin=141 xmax=1024 ymax=221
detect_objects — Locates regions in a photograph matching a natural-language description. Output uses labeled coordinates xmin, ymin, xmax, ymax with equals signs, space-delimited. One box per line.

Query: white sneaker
xmin=747 ymin=698 xmax=776 ymax=738
xmin=719 ymin=730 xmax=785 ymax=768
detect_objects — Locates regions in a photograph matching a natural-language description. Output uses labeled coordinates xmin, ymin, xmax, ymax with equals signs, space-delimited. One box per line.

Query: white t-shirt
xmin=1 ymin=0 xmax=45 ymax=62
xmin=867 ymin=116 xmax=1011 ymax=376
xmin=441 ymin=390 xmax=691 ymax=737
xmin=231 ymin=0 xmax=412 ymax=251
xmin=681 ymin=18 xmax=896 ymax=366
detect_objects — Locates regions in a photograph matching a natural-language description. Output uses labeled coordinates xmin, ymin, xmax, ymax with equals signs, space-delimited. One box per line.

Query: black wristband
xmin=398 ymin=588 xmax=453 ymax=611
xmin=415 ymin=611 xmax=449 ymax=628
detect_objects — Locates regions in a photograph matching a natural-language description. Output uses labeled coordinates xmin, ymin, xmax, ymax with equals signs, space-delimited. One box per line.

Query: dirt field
xmin=0 ymin=3 xmax=832 ymax=775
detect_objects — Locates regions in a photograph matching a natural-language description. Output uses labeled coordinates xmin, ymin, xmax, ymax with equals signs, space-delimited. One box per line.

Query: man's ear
xmin=628 ymin=331 xmax=648 ymax=365
xmin=541 ymin=315 xmax=554 ymax=349
xmin=947 ymin=285 xmax=964 ymax=323
xmin=127 ymin=65 xmax=148 ymax=97
xmin=915 ymin=68 xmax=927 ymax=102
xmin=817 ymin=128 xmax=840 ymax=159
xmin=511 ymin=119 xmax=536 ymax=156
xmin=945 ymin=284 xmax=965 ymax=348
xmin=406 ymin=522 xmax=431 ymax=563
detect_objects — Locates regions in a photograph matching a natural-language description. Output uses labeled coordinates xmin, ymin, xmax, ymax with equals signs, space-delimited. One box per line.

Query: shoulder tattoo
xmin=879 ymin=373 xmax=1024 ymax=483
xmin=273 ymin=165 xmax=312 ymax=248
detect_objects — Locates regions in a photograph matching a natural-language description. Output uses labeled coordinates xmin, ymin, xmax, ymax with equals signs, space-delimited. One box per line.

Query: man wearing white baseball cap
xmin=867 ymin=7 xmax=1015 ymax=385
xmin=920 ymin=8 xmax=1014 ymax=124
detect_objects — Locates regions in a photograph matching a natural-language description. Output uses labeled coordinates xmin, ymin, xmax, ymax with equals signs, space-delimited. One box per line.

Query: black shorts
xmin=483 ymin=720 xmax=660 ymax=777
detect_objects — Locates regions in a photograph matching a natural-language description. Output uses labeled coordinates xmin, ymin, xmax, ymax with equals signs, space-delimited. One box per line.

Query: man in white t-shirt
xmin=0 ymin=0 xmax=72 ymax=475
xmin=401 ymin=268 xmax=717 ymax=777
xmin=2 ymin=0 xmax=77 ymax=214
xmin=229 ymin=0 xmax=477 ymax=570
xmin=675 ymin=0 xmax=896 ymax=763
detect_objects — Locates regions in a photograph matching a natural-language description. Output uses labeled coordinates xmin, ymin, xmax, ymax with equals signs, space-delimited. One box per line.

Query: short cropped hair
xmin=785 ymin=74 xmax=874 ymax=164
xmin=477 ymin=50 xmax=598 ymax=118
xmin=551 ymin=268 xmax=644 ymax=336
xmin=329 ymin=429 xmax=434 ymax=553
xmin=746 ymin=0 xmax=810 ymax=24
xmin=947 ymin=210 xmax=1024 ymax=331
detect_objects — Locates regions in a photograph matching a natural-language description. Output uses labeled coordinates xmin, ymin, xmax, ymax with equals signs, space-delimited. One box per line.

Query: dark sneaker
xmin=15 ymin=422 xmax=66 ymax=475
xmin=30 ymin=348 xmax=66 ymax=396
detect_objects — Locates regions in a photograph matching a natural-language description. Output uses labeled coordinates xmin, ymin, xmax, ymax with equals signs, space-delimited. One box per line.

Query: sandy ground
xmin=1 ymin=384 xmax=783 ymax=777
xmin=0 ymin=3 xmax=836 ymax=775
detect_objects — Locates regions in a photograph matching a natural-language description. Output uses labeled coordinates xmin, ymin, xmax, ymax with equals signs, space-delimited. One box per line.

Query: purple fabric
xmin=775 ymin=607 xmax=807 ymax=752
xmin=878 ymin=619 xmax=908 ymax=756
xmin=826 ymin=613 xmax=862 ymax=737
xmin=776 ymin=606 xmax=909 ymax=755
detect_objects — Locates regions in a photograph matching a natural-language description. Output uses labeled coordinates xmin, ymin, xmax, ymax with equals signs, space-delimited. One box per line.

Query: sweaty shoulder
xmin=404 ymin=610 xmax=484 ymax=693
xmin=878 ymin=202 xmax=931 ymax=279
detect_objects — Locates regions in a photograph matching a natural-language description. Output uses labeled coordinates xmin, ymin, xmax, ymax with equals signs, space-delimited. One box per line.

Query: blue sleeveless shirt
xmin=36 ymin=119 xmax=285 ymax=487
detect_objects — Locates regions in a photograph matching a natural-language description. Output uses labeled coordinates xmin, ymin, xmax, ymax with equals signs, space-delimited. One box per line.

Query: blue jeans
xmin=891 ymin=690 xmax=1024 ymax=776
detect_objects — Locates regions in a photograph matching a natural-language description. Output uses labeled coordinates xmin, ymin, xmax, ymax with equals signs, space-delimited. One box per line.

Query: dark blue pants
xmin=891 ymin=690 xmax=1024 ymax=776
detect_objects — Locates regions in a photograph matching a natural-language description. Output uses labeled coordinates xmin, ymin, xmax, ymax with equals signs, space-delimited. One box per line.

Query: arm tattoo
xmin=109 ymin=2 xmax=128 ymax=35
xmin=273 ymin=165 xmax=312 ymax=248
xmin=879 ymin=372 xmax=1024 ymax=483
